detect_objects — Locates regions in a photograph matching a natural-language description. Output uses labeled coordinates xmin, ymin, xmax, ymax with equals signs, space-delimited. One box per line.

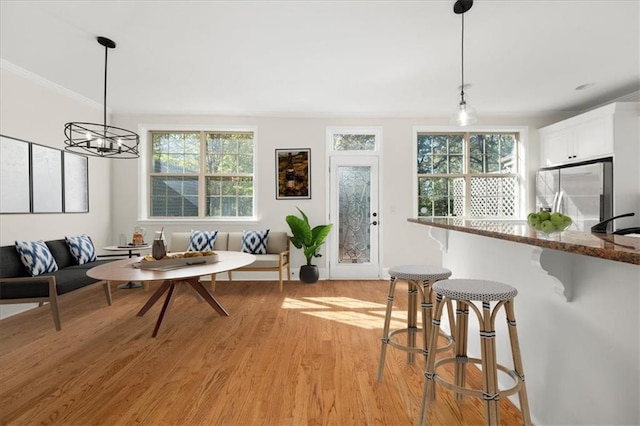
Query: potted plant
xmin=286 ymin=207 xmax=333 ymax=284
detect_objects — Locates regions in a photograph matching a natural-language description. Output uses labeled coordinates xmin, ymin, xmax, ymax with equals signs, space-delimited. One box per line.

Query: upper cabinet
xmin=538 ymin=102 xmax=634 ymax=167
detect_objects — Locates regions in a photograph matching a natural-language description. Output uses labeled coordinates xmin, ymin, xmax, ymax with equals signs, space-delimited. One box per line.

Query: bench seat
xmin=167 ymin=231 xmax=291 ymax=291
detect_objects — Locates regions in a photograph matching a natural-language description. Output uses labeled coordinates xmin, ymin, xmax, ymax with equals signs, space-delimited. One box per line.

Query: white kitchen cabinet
xmin=539 ymin=106 xmax=615 ymax=167
xmin=539 ymin=128 xmax=572 ymax=166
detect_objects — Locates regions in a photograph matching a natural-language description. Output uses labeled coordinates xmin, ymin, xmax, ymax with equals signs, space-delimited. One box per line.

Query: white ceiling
xmin=1 ymin=1 xmax=639 ymax=118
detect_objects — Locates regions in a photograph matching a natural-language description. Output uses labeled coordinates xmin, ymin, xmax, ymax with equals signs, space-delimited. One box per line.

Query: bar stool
xmin=419 ymin=279 xmax=532 ymax=426
xmin=377 ymin=265 xmax=454 ymax=382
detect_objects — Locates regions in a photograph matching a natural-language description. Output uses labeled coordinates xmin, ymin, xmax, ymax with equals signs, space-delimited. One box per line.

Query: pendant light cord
xmin=460 ymin=12 xmax=465 ymax=103
xmin=103 ymin=43 xmax=108 ymax=129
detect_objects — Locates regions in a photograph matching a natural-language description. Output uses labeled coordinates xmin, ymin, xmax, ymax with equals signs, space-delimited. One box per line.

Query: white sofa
xmin=168 ymin=231 xmax=291 ymax=291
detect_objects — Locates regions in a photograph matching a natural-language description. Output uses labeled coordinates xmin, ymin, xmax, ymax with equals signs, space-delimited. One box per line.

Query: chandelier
xmin=64 ymin=36 xmax=140 ymax=159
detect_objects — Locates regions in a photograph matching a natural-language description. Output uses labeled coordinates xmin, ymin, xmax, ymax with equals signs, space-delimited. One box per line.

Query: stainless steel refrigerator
xmin=535 ymin=158 xmax=613 ymax=231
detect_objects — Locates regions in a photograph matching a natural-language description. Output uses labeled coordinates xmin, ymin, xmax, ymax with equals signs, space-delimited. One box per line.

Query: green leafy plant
xmin=286 ymin=207 xmax=333 ymax=266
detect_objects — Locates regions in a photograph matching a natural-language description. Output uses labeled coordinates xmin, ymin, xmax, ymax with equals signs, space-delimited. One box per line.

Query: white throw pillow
xmin=14 ymin=240 xmax=59 ymax=276
xmin=65 ymin=234 xmax=97 ymax=265
xmin=188 ymin=230 xmax=218 ymax=251
xmin=241 ymin=229 xmax=270 ymax=254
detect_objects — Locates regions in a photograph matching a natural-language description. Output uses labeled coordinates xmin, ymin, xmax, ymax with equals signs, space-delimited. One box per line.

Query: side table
xmin=102 ymin=245 xmax=151 ymax=289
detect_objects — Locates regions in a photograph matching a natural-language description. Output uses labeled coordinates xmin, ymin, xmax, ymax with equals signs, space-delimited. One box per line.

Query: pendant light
xmin=64 ymin=36 xmax=140 ymax=159
xmin=452 ymin=0 xmax=478 ymax=126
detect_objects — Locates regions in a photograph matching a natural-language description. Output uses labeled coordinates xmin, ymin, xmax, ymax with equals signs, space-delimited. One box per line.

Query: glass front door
xmin=329 ymin=155 xmax=380 ymax=279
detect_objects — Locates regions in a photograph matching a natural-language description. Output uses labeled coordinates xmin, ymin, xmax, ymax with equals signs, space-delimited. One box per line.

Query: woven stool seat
xmin=389 ymin=265 xmax=453 ymax=283
xmin=377 ymin=264 xmax=453 ymax=382
xmin=433 ymin=279 xmax=518 ymax=302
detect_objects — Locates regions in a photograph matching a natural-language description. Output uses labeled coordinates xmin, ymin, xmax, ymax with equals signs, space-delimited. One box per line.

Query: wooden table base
xmin=136 ymin=277 xmax=229 ymax=337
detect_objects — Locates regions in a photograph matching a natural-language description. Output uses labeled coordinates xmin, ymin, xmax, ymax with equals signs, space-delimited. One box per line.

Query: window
xmin=149 ymin=130 xmax=255 ymax=218
xmin=416 ymin=132 xmax=521 ymax=218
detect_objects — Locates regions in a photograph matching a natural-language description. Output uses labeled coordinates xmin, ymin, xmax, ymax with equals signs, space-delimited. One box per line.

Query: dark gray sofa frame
xmin=0 ymin=239 xmax=114 ymax=330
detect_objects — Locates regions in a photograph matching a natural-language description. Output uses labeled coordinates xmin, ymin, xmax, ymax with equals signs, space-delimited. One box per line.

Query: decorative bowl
xmin=526 ymin=211 xmax=572 ymax=236
xmin=528 ymin=221 xmax=571 ymax=236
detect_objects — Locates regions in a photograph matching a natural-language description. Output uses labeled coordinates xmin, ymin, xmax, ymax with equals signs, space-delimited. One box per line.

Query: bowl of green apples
xmin=527 ymin=211 xmax=572 ymax=235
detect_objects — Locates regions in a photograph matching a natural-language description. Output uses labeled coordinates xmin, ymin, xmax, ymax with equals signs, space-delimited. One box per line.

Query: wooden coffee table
xmin=87 ymin=251 xmax=255 ymax=337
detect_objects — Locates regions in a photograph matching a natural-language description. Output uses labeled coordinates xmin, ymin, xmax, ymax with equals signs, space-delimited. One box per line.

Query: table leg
xmin=187 ymin=278 xmax=229 ymax=316
xmin=118 ymin=281 xmax=143 ymax=290
xmin=152 ymin=281 xmax=178 ymax=337
xmin=117 ymin=251 xmax=143 ymax=289
xmin=137 ymin=280 xmax=171 ymax=317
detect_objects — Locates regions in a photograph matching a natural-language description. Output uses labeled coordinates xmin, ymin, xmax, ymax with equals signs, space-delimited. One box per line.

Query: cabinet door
xmin=573 ymin=116 xmax=614 ymax=160
xmin=540 ymin=130 xmax=572 ymax=167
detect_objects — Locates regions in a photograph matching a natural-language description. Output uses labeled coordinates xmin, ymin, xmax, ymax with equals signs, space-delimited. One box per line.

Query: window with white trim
xmin=149 ymin=130 xmax=255 ymax=218
xmin=416 ymin=131 xmax=521 ymax=218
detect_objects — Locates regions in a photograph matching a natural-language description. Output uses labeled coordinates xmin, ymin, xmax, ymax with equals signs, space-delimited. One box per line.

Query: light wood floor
xmin=0 ymin=279 xmax=524 ymax=425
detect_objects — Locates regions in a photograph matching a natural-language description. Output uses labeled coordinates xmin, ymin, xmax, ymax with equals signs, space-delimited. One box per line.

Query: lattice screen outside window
xmin=417 ymin=132 xmax=520 ymax=218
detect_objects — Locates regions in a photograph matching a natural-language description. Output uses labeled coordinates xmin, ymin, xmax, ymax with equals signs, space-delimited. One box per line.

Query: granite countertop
xmin=408 ymin=217 xmax=640 ymax=265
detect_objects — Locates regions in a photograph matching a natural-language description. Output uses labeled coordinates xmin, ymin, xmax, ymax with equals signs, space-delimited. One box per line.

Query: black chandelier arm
xmin=64 ymin=36 xmax=140 ymax=159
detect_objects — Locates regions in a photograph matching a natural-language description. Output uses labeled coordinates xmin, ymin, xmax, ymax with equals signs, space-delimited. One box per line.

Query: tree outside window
xmin=150 ymin=131 xmax=255 ymax=218
xmin=417 ymin=132 xmax=519 ymax=218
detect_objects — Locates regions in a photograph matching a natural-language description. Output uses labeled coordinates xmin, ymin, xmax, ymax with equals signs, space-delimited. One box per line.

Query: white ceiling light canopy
xmin=64 ymin=36 xmax=140 ymax=159
xmin=452 ymin=0 xmax=478 ymax=127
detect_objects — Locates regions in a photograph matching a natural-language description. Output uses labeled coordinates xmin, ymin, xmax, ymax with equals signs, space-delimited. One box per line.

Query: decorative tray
xmin=135 ymin=251 xmax=218 ymax=271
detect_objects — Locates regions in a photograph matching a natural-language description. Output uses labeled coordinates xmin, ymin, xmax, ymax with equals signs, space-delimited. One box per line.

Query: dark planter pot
xmin=299 ymin=265 xmax=319 ymax=284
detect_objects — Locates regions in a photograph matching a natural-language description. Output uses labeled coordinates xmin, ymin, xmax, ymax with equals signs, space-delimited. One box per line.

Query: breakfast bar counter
xmin=407 ymin=217 xmax=640 ymax=265
xmin=408 ymin=217 xmax=639 ymax=425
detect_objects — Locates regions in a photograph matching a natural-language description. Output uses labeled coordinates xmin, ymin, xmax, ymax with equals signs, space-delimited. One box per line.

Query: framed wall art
xmin=276 ymin=148 xmax=311 ymax=199
xmin=63 ymin=151 xmax=89 ymax=213
xmin=0 ymin=135 xmax=31 ymax=213
xmin=32 ymin=144 xmax=63 ymax=213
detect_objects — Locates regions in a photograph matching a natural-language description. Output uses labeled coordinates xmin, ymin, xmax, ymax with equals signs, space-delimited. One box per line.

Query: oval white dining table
xmin=87 ymin=251 xmax=256 ymax=337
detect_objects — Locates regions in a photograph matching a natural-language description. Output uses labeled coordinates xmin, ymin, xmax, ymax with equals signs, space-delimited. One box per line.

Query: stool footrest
xmin=432 ymin=356 xmax=525 ymax=399
xmin=387 ymin=328 xmax=455 ymax=354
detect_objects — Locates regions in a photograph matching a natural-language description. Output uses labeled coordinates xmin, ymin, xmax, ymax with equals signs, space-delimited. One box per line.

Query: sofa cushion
xmin=46 ymin=239 xmax=77 ymax=269
xmin=188 ymin=230 xmax=218 ymax=251
xmin=241 ymin=230 xmax=270 ymax=254
xmin=0 ymin=245 xmax=29 ymax=278
xmin=0 ymin=259 xmax=112 ymax=299
xmin=266 ymin=232 xmax=289 ymax=254
xmin=65 ymin=234 xmax=97 ymax=265
xmin=14 ymin=240 xmax=59 ymax=276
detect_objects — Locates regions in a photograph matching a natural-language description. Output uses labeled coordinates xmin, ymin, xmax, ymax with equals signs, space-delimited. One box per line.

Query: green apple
xmin=541 ymin=220 xmax=556 ymax=233
xmin=550 ymin=212 xmax=564 ymax=226
xmin=527 ymin=212 xmax=541 ymax=225
xmin=539 ymin=211 xmax=551 ymax=221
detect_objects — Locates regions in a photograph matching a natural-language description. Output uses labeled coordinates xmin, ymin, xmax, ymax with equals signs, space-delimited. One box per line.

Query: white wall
xmin=112 ymin=112 xmax=558 ymax=277
xmin=0 ymin=66 xmax=113 ymax=318
xmin=0 ymin=64 xmax=563 ymax=317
